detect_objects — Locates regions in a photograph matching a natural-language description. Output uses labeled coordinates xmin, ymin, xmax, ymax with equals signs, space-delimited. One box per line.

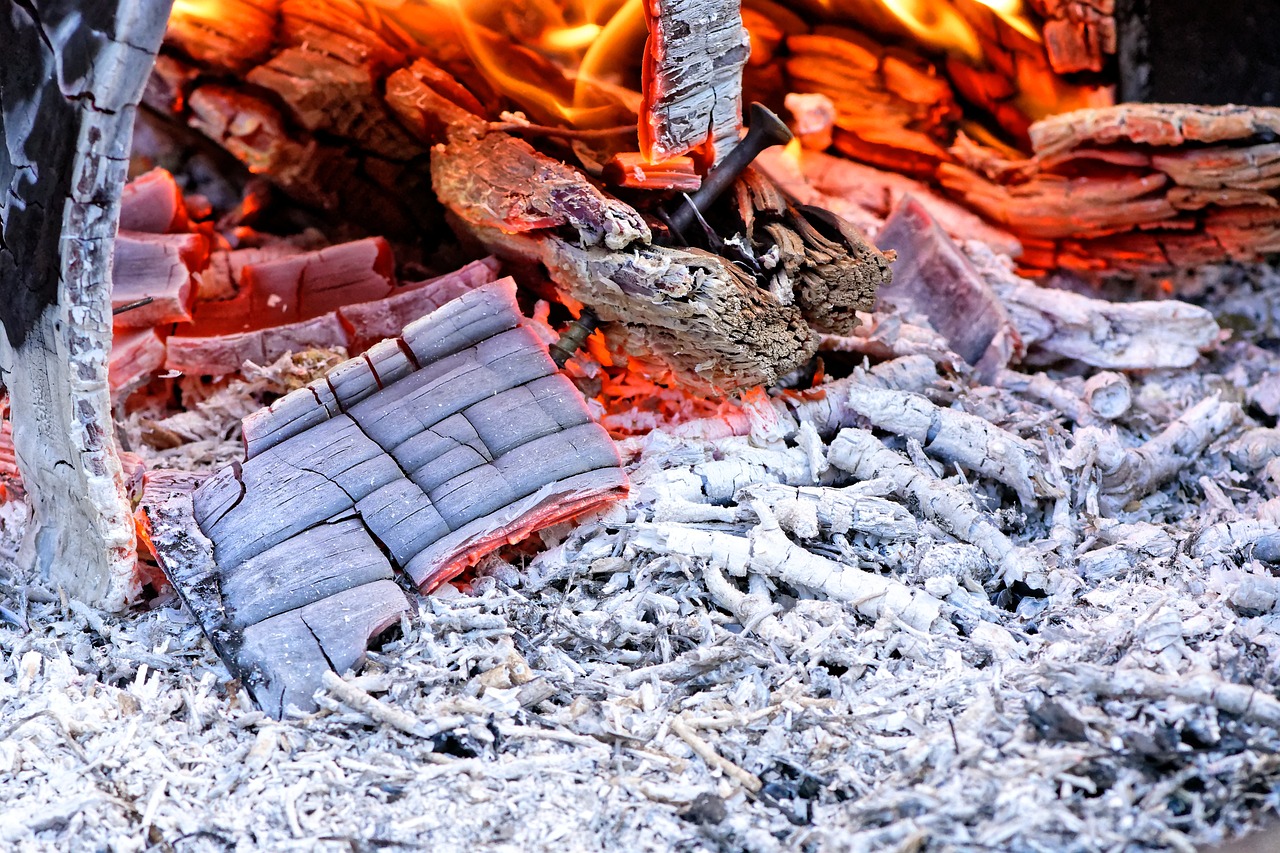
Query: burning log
xmin=939 ymin=104 xmax=1280 ymax=273
xmin=431 ymin=124 xmax=824 ymax=393
xmin=146 ymin=280 xmax=626 ymax=715
xmin=0 ymin=0 xmax=170 ymax=608
xmin=641 ymin=0 xmax=750 ymax=163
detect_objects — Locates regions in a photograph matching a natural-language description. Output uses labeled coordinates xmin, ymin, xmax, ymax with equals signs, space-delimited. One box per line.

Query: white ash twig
xmin=736 ymin=482 xmax=917 ymax=540
xmin=321 ymin=670 xmax=459 ymax=742
xmin=843 ymin=384 xmax=1059 ymax=505
xmin=1073 ymin=395 xmax=1242 ymax=512
xmin=633 ymin=517 xmax=945 ymax=632
xmin=828 ymin=428 xmax=1048 ymax=589
xmin=1062 ymin=664 xmax=1280 ymax=728
xmin=669 ymin=716 xmax=763 ymax=794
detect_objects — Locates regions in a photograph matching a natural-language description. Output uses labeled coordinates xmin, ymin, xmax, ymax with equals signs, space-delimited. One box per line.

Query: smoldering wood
xmin=941 ymin=105 xmax=1280 ymax=274
xmin=782 ymin=31 xmax=960 ymax=179
xmin=148 ymin=283 xmax=625 ymax=716
xmin=0 ymin=0 xmax=172 ymax=608
xmin=874 ymin=196 xmax=1019 ymax=380
xmin=640 ymin=0 xmax=750 ymax=164
xmin=118 ymin=167 xmax=190 ymax=234
xmin=111 ymin=231 xmax=207 ymax=328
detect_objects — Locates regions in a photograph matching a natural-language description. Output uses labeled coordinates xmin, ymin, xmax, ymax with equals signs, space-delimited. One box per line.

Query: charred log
xmin=0 ymin=0 xmax=172 ymax=608
xmin=145 ymin=281 xmax=626 ymax=716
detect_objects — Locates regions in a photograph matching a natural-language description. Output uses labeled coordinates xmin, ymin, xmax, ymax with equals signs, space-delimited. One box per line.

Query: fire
xmin=382 ymin=0 xmax=645 ymax=127
xmin=878 ymin=0 xmax=984 ymax=62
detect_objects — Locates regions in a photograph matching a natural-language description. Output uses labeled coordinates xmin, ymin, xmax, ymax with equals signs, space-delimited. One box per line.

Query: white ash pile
xmin=4 ymin=242 xmax=1280 ymax=850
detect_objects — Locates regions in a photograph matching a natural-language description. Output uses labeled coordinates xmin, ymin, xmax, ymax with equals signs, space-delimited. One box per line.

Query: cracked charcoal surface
xmin=149 ymin=280 xmax=626 ymax=717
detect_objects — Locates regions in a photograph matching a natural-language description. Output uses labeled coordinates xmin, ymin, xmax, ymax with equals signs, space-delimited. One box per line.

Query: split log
xmin=200 ymin=279 xmax=626 ymax=590
xmin=641 ymin=0 xmax=750 ymax=164
xmin=873 ymin=196 xmax=1020 ymax=379
xmin=0 ymin=0 xmax=171 ymax=608
xmin=964 ymin=242 xmax=1220 ymax=369
xmin=431 ymin=126 xmax=820 ymax=394
xmin=939 ymin=105 xmax=1280 ymax=274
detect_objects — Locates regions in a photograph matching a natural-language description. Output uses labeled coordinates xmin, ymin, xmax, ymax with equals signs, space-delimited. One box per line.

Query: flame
xmin=382 ymin=0 xmax=644 ymax=127
xmin=972 ymin=0 xmax=1040 ymax=43
xmin=878 ymin=0 xmax=983 ymax=62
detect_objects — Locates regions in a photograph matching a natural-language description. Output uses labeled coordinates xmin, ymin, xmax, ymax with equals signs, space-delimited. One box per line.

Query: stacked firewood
xmin=107 ymin=165 xmax=509 ymax=395
xmin=940 ymin=104 xmax=1280 ymax=273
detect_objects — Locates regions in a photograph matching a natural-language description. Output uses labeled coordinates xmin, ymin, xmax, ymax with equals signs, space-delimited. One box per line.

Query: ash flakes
xmin=5 ymin=264 xmax=1280 ymax=851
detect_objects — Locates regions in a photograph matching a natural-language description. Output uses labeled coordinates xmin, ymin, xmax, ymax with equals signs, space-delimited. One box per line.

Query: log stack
xmin=939 ymin=104 xmax=1280 ymax=273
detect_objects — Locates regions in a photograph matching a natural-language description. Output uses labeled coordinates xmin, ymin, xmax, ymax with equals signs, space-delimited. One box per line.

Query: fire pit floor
xmin=3 ymin=255 xmax=1280 ymax=851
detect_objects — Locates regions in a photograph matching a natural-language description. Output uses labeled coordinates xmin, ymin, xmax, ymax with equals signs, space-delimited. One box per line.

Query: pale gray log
xmin=223 ymin=517 xmax=394 ymax=629
xmin=0 ymin=0 xmax=173 ymax=608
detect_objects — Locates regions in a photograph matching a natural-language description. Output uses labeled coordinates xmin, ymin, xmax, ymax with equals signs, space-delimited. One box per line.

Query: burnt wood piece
xmin=1028 ymin=0 xmax=1116 ymax=74
xmin=185 ymin=237 xmax=396 ymax=335
xmin=112 ymin=232 xmax=208 ymax=328
xmin=602 ymin=153 xmax=702 ymax=192
xmin=204 ymin=279 xmax=626 ymax=594
xmin=164 ymin=258 xmax=501 ymax=376
xmin=431 ymin=131 xmax=818 ymax=394
xmin=940 ymin=105 xmax=1280 ymax=274
xmin=782 ymin=31 xmax=961 ymax=179
xmin=875 ymin=196 xmax=1020 ymax=381
xmin=141 ymin=470 xmax=411 ymax=718
xmin=738 ymin=167 xmax=889 ymax=337
xmin=0 ymin=0 xmax=172 ymax=608
xmin=641 ymin=0 xmax=750 ymax=164
xmin=119 ymin=167 xmax=191 ymax=234
xmin=154 ymin=1 xmax=450 ymax=239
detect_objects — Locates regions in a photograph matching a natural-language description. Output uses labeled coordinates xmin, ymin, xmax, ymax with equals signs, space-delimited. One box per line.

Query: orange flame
xmin=381 ymin=0 xmax=645 ymax=127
